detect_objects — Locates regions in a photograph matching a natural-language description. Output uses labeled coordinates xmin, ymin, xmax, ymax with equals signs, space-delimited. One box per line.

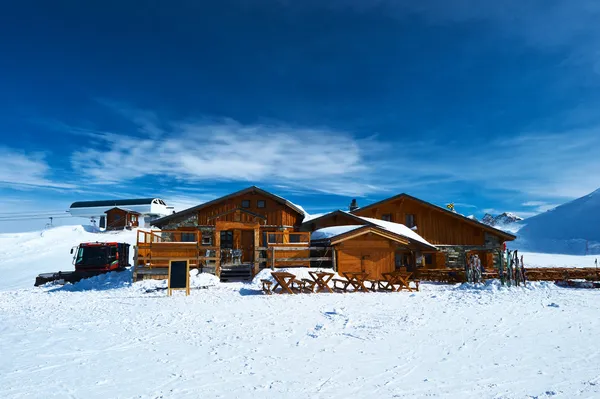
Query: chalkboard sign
xmin=168 ymin=260 xmax=190 ymax=296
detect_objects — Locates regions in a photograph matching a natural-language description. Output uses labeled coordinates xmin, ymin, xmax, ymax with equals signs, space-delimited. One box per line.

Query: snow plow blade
xmin=34 ymin=270 xmax=110 ymax=287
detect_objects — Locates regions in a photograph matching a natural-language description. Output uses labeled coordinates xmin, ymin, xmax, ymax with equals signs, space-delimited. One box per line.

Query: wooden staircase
xmin=219 ymin=264 xmax=253 ymax=282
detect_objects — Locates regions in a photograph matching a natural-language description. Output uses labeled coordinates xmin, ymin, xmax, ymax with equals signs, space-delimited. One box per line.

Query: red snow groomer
xmin=34 ymin=242 xmax=130 ymax=286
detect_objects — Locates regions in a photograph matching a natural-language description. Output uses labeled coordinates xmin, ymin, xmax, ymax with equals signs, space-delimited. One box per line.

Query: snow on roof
xmin=302 ymin=212 xmax=326 ymax=223
xmin=355 ymin=216 xmax=434 ymax=247
xmin=310 ymin=225 xmax=365 ymax=241
xmin=288 ymin=201 xmax=309 ymax=217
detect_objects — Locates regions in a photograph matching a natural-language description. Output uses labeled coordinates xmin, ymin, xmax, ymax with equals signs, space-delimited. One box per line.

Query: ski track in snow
xmin=1 ymin=226 xmax=600 ymax=398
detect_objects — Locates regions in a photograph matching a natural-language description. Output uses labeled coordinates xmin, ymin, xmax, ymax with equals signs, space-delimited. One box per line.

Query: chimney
xmin=349 ymin=199 xmax=359 ymax=212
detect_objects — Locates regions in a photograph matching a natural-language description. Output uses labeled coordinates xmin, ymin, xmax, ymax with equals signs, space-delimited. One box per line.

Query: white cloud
xmin=70 ymin=120 xmax=384 ymax=197
xmin=522 ymin=201 xmax=560 ymax=214
xmin=0 ymin=147 xmax=76 ymax=190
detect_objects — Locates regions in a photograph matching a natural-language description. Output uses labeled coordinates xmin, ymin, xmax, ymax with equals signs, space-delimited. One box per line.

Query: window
xmin=220 ymin=231 xmax=234 ymax=249
xmin=424 ymin=253 xmax=433 ymax=265
xmin=181 ymin=232 xmax=196 ymax=242
xmin=381 ymin=213 xmax=393 ymax=222
xmin=405 ymin=214 xmax=416 ymax=228
xmin=257 ymin=200 xmax=266 ymax=208
xmin=202 ymin=236 xmax=212 ymax=245
xmin=131 ymin=215 xmax=137 ymax=222
xmin=241 ymin=200 xmax=250 ymax=208
xmin=114 ymin=214 xmax=121 ymax=221
xmin=394 ymin=253 xmax=403 ymax=268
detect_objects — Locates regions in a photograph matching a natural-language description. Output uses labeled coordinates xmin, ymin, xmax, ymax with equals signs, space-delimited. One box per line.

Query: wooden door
xmin=364 ymin=251 xmax=394 ymax=279
xmin=241 ymin=230 xmax=254 ymax=263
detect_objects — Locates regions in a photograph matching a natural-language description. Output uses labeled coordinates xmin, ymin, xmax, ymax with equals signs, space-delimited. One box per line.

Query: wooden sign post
xmin=168 ymin=260 xmax=190 ymax=296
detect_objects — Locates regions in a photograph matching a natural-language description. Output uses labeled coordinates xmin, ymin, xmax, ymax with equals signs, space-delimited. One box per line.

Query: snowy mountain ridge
xmin=481 ymin=212 xmax=524 ymax=228
xmin=515 ymin=187 xmax=600 ymax=255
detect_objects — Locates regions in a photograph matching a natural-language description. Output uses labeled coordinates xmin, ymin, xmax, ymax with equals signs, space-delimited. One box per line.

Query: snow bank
xmin=454 ymin=279 xmax=555 ymax=292
xmin=0 ymin=225 xmax=138 ymax=291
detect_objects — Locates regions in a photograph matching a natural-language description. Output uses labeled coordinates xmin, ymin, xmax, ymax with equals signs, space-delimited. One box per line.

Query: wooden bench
xmin=301 ymin=278 xmax=317 ymax=293
xmin=332 ymin=278 xmax=350 ymax=291
xmin=291 ymin=279 xmax=307 ymax=292
xmin=261 ymin=279 xmax=273 ymax=295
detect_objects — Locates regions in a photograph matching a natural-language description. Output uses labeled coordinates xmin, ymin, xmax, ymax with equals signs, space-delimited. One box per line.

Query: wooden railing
xmin=266 ymin=231 xmax=311 ymax=245
xmin=136 ymin=229 xmax=218 ymax=269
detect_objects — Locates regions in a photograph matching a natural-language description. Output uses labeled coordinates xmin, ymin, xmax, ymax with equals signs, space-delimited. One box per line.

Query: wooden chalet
xmin=311 ymin=224 xmax=436 ymax=279
xmin=104 ymin=207 xmax=140 ymax=231
xmin=303 ymin=193 xmax=516 ymax=270
xmin=135 ymin=186 xmax=320 ymax=281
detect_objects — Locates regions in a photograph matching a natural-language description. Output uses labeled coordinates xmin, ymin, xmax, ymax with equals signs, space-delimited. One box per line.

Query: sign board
xmin=168 ymin=260 xmax=190 ymax=296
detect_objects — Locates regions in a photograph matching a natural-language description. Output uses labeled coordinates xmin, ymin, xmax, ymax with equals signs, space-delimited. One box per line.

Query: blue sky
xmin=1 ymin=0 xmax=600 ymax=232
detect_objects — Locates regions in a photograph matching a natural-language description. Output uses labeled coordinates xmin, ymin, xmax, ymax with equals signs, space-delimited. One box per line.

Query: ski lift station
xmin=68 ymin=198 xmax=174 ymax=228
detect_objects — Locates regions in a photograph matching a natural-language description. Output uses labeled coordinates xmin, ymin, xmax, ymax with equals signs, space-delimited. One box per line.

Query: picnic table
xmin=270 ymin=271 xmax=299 ymax=294
xmin=340 ymin=271 xmax=371 ymax=292
xmin=380 ymin=271 xmax=414 ymax=292
xmin=308 ymin=271 xmax=335 ymax=293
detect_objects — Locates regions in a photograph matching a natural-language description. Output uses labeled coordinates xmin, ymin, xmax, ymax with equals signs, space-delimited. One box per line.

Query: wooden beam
xmin=253 ymin=226 xmax=260 ymax=275
xmin=332 ymin=247 xmax=337 ymax=272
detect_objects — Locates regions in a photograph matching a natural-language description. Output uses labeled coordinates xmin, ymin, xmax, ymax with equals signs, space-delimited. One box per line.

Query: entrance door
xmin=241 ymin=230 xmax=254 ymax=263
xmin=220 ymin=231 xmax=233 ymax=249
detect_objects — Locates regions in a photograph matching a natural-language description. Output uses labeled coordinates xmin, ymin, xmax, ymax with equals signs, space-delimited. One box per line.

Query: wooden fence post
xmin=271 ymin=246 xmax=275 ymax=270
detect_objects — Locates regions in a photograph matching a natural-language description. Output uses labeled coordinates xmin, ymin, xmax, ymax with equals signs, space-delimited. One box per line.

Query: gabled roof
xmin=104 ymin=207 xmax=141 ymax=215
xmin=311 ymin=224 xmax=437 ymax=251
xmin=308 ymin=210 xmax=436 ymax=250
xmin=151 ymin=186 xmax=305 ymax=227
xmin=352 ymin=193 xmax=517 ymax=240
xmin=300 ymin=209 xmax=366 ymax=228
xmin=70 ymin=198 xmax=158 ymax=208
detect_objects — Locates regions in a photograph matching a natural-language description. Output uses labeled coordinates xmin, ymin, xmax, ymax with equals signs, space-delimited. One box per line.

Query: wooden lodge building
xmin=303 ymin=194 xmax=516 ymax=271
xmin=136 ymin=186 xmax=311 ymax=280
xmin=134 ymin=186 xmax=515 ymax=281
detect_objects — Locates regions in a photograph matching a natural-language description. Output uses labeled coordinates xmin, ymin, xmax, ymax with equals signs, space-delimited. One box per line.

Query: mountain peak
xmin=481 ymin=212 xmax=523 ymax=227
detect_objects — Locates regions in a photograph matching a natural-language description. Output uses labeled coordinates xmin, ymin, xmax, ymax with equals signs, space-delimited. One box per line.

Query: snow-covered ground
xmin=2 ymin=226 xmax=600 ymax=398
xmin=2 ymin=273 xmax=599 ymax=398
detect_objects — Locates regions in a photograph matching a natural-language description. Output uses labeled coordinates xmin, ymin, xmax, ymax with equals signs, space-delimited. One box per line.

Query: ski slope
xmin=517 ymin=188 xmax=600 ymax=255
xmin=0 ymin=225 xmax=138 ymax=291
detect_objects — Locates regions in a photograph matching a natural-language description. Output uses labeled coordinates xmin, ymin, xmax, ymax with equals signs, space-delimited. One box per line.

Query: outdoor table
xmin=271 ymin=271 xmax=297 ymax=294
xmin=380 ymin=271 xmax=413 ymax=292
xmin=308 ymin=271 xmax=334 ymax=293
xmin=341 ymin=271 xmax=370 ymax=292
